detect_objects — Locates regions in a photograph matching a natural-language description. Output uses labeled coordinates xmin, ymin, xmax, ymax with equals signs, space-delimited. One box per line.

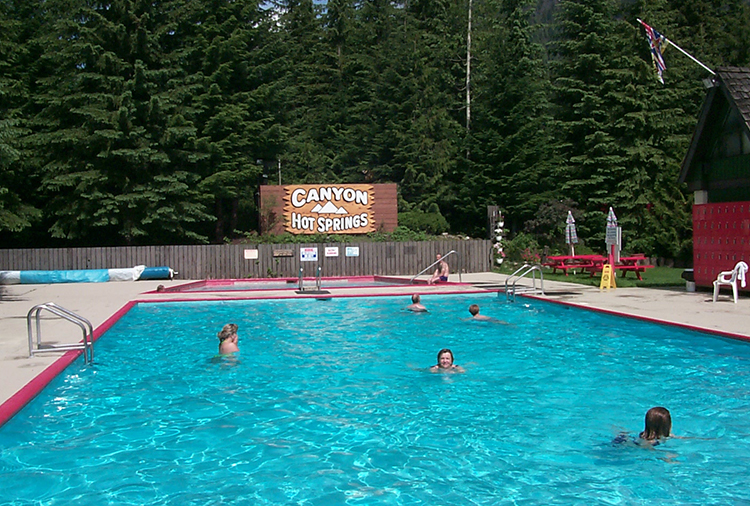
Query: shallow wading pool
xmin=1 ymin=293 xmax=750 ymax=504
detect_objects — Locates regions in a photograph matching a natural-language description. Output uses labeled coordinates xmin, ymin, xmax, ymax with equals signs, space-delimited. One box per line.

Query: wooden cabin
xmin=679 ymin=67 xmax=750 ymax=288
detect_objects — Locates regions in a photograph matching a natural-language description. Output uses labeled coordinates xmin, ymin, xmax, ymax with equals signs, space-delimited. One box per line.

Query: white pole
xmin=664 ymin=38 xmax=716 ymax=76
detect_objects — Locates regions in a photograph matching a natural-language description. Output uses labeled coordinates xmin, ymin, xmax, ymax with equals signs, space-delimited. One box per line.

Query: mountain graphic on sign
xmin=310 ymin=201 xmax=348 ymax=214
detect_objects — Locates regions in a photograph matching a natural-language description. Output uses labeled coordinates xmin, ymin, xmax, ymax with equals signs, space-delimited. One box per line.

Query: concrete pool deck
xmin=1 ymin=272 xmax=748 ymax=421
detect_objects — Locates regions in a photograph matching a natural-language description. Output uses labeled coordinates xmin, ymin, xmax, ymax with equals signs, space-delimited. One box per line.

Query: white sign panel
xmin=243 ymin=249 xmax=259 ymax=260
xmin=325 ymin=247 xmax=339 ymax=257
xmin=300 ymin=247 xmax=319 ymax=262
xmin=345 ymin=247 xmax=360 ymax=257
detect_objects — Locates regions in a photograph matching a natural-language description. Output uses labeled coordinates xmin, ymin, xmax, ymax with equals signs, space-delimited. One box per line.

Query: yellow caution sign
xmin=599 ymin=264 xmax=616 ymax=290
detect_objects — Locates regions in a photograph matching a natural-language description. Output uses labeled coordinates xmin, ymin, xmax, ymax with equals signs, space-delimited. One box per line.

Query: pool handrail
xmin=27 ymin=302 xmax=94 ymax=364
xmin=410 ymin=250 xmax=462 ymax=284
xmin=298 ymin=266 xmax=323 ymax=292
xmin=504 ymin=263 xmax=544 ymax=301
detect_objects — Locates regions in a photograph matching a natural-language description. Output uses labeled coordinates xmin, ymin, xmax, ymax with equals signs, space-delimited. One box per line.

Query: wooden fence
xmin=0 ymin=240 xmax=492 ymax=280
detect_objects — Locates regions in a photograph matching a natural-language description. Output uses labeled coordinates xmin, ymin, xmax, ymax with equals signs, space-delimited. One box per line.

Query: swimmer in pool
xmin=430 ymin=348 xmax=465 ymax=373
xmin=218 ymin=323 xmax=240 ymax=355
xmin=613 ymin=406 xmax=674 ymax=446
xmin=469 ymin=304 xmax=492 ymax=320
xmin=406 ymin=294 xmax=427 ymax=312
xmin=639 ymin=406 xmax=673 ymax=443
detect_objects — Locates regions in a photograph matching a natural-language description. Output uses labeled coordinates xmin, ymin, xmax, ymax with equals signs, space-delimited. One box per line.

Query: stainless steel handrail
xmin=298 ymin=266 xmax=323 ymax=291
xmin=504 ymin=264 xmax=544 ymax=301
xmin=410 ymin=250 xmax=462 ymax=283
xmin=27 ymin=302 xmax=94 ymax=364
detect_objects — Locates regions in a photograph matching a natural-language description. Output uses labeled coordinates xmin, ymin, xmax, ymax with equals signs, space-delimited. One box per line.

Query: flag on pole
xmin=637 ymin=19 xmax=669 ymax=84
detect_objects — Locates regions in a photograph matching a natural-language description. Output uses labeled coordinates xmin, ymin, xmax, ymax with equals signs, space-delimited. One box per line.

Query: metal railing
xmin=27 ymin=302 xmax=94 ymax=364
xmin=504 ymin=264 xmax=545 ymax=302
xmin=298 ymin=266 xmax=322 ymax=292
xmin=410 ymin=250 xmax=462 ymax=283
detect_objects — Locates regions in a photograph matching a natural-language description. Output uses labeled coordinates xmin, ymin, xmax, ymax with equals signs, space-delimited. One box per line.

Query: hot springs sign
xmin=286 ymin=185 xmax=374 ymax=234
xmin=259 ymin=183 xmax=397 ymax=235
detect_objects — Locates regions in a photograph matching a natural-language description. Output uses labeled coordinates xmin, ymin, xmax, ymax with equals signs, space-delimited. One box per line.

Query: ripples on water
xmin=2 ymin=294 xmax=750 ymax=504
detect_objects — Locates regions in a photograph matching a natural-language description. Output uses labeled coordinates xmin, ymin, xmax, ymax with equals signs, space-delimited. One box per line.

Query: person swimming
xmin=430 ymin=348 xmax=465 ymax=373
xmin=613 ymin=406 xmax=673 ymax=446
xmin=407 ymin=294 xmax=427 ymax=312
xmin=639 ymin=406 xmax=673 ymax=443
xmin=218 ymin=323 xmax=240 ymax=355
xmin=469 ymin=304 xmax=491 ymax=320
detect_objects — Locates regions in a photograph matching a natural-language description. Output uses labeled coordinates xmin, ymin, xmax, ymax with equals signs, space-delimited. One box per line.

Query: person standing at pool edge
xmin=431 ymin=348 xmax=465 ymax=373
xmin=407 ymin=294 xmax=427 ymax=312
xmin=218 ymin=323 xmax=240 ymax=355
xmin=428 ymin=254 xmax=450 ymax=285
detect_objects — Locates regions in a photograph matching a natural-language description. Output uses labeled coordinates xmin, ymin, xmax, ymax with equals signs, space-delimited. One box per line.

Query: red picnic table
xmin=585 ymin=254 xmax=655 ymax=280
xmin=543 ymin=254 xmax=606 ymax=275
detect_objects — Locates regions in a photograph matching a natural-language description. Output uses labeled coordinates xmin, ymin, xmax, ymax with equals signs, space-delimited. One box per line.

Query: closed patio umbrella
xmin=565 ymin=211 xmax=578 ymax=256
xmin=606 ymin=207 xmax=621 ymax=264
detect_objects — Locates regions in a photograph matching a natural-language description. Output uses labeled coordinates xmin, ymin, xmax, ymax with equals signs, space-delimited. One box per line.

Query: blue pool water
xmin=2 ymin=293 xmax=750 ymax=505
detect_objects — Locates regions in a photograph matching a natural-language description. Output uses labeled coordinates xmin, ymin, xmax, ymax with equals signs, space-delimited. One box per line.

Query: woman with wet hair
xmin=640 ymin=406 xmax=672 ymax=442
xmin=430 ymin=348 xmax=465 ymax=373
xmin=218 ymin=323 xmax=240 ymax=355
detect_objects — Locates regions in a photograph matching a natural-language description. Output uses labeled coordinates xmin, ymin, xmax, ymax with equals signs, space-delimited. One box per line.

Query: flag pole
xmin=663 ymin=37 xmax=716 ymax=76
xmin=636 ymin=19 xmax=715 ymax=76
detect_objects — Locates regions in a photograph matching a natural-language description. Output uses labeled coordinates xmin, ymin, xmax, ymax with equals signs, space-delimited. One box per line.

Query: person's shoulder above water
xmin=613 ymin=406 xmax=673 ymax=447
xmin=468 ymin=303 xmax=507 ymax=323
xmin=406 ymin=294 xmax=428 ymax=312
xmin=430 ymin=348 xmax=465 ymax=373
xmin=218 ymin=323 xmax=240 ymax=355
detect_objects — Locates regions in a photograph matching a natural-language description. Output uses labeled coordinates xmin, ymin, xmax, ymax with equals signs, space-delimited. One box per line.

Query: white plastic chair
xmin=712 ymin=261 xmax=748 ymax=303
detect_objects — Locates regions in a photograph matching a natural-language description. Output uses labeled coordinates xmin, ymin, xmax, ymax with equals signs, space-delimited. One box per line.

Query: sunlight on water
xmin=2 ymin=293 xmax=750 ymax=505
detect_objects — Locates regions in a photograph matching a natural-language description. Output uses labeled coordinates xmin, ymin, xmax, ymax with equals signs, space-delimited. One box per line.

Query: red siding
xmin=693 ymin=202 xmax=750 ymax=288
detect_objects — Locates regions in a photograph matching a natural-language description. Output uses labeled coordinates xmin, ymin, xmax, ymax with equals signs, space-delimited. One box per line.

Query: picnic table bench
xmin=585 ymin=254 xmax=655 ymax=281
xmin=544 ymin=254 xmax=655 ymax=280
xmin=543 ymin=255 xmax=605 ymax=276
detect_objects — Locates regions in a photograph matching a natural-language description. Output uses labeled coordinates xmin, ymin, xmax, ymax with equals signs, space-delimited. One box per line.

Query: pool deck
xmin=1 ymin=272 xmax=748 ymax=423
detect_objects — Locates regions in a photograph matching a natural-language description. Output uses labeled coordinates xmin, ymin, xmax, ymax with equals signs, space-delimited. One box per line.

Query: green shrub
xmin=503 ymin=232 xmax=541 ymax=263
xmin=398 ymin=210 xmax=449 ymax=235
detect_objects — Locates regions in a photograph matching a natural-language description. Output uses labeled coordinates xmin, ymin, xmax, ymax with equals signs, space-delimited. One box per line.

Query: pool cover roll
xmin=0 ymin=265 xmax=176 ymax=284
xmin=138 ymin=266 xmax=175 ymax=280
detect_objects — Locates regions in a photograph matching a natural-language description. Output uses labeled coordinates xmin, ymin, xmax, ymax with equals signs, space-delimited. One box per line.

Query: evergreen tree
xmin=22 ymin=0 xmax=213 ymax=245
xmin=460 ymin=0 xmax=555 ymax=237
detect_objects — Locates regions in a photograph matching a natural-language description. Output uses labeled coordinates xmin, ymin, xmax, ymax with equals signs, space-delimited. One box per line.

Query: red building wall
xmin=693 ymin=201 xmax=750 ymax=287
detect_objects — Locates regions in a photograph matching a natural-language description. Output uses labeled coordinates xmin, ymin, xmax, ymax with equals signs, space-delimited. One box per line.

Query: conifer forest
xmin=1 ymin=0 xmax=749 ymax=260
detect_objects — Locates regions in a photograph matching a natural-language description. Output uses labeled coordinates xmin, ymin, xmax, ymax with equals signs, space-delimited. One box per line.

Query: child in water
xmin=614 ymin=406 xmax=673 ymax=446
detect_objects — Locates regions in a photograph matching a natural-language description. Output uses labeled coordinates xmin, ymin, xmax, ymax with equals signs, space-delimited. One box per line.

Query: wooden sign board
xmin=259 ymin=184 xmax=398 ymax=235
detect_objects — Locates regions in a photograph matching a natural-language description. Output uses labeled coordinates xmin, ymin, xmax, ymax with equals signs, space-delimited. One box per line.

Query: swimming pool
xmin=2 ymin=293 xmax=750 ymax=504
xmin=166 ymin=276 xmax=416 ymax=292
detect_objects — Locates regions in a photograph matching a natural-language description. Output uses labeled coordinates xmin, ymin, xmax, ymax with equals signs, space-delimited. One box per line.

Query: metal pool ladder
xmin=27 ymin=302 xmax=94 ymax=364
xmin=298 ymin=266 xmax=322 ymax=292
xmin=504 ymin=264 xmax=545 ymax=302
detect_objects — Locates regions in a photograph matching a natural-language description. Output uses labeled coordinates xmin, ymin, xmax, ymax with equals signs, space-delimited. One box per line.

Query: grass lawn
xmin=495 ymin=264 xmax=686 ymax=288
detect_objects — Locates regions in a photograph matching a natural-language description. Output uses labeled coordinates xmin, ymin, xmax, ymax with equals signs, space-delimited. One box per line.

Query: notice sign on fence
xmin=346 ymin=247 xmax=360 ymax=257
xmin=325 ymin=247 xmax=339 ymax=257
xmin=300 ymin=247 xmax=318 ymax=262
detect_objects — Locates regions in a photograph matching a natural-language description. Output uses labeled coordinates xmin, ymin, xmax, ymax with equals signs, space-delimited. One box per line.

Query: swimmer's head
xmin=412 ymin=294 xmax=421 ymax=303
xmin=218 ymin=323 xmax=238 ymax=342
xmin=469 ymin=304 xmax=480 ymax=316
xmin=640 ymin=406 xmax=672 ymax=440
xmin=436 ymin=348 xmax=454 ymax=368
